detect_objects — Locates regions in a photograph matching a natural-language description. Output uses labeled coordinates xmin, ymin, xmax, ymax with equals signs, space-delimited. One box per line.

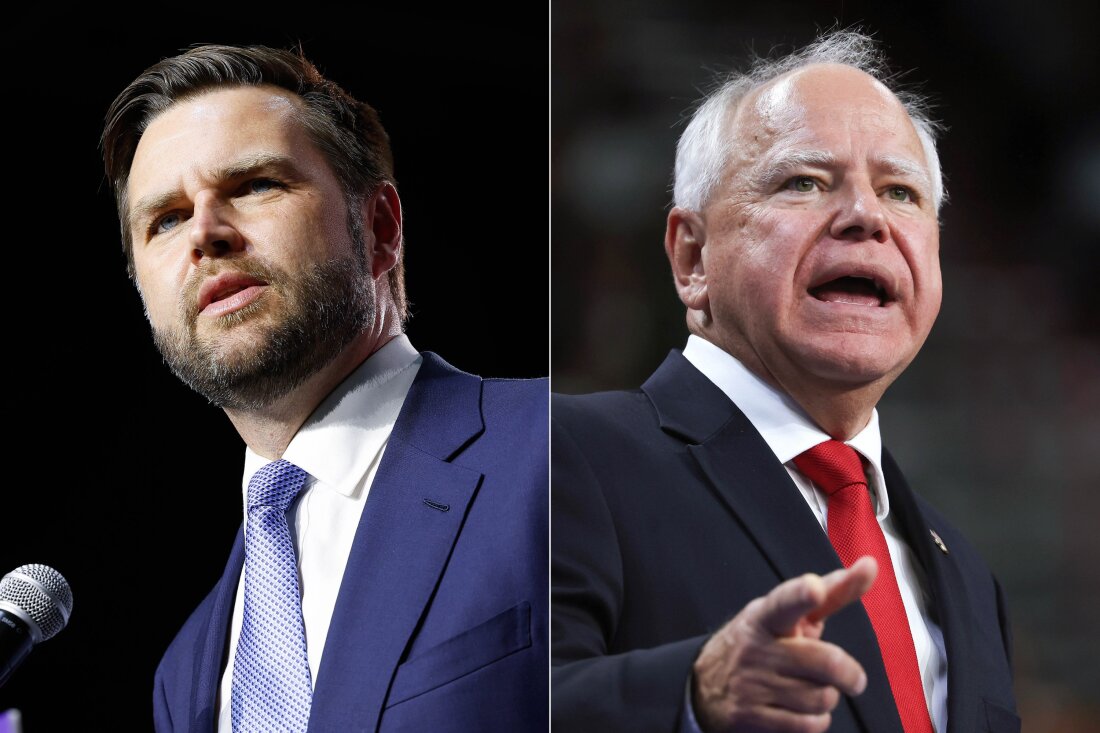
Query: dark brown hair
xmin=101 ymin=44 xmax=406 ymax=320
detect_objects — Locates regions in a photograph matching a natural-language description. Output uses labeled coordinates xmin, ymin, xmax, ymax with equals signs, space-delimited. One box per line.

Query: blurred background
xmin=2 ymin=9 xmax=545 ymax=729
xmin=553 ymin=0 xmax=1098 ymax=730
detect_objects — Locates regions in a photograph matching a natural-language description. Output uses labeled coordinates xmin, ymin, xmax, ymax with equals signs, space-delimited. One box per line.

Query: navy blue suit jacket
xmin=552 ymin=352 xmax=1018 ymax=733
xmin=154 ymin=353 xmax=548 ymax=732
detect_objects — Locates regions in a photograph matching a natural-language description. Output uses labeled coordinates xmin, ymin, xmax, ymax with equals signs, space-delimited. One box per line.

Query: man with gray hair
xmin=552 ymin=31 xmax=1018 ymax=733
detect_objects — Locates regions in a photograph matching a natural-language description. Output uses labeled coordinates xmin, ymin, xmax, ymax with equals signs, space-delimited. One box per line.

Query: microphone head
xmin=0 ymin=565 xmax=73 ymax=644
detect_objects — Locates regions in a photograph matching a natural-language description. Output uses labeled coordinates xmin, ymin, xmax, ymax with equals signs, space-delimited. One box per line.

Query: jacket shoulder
xmin=552 ymin=389 xmax=657 ymax=441
xmin=478 ymin=377 xmax=548 ymax=441
xmin=482 ymin=376 xmax=548 ymax=414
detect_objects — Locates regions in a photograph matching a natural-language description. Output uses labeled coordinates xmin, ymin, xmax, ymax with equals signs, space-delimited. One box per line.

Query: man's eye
xmin=246 ymin=178 xmax=282 ymax=194
xmin=154 ymin=212 xmax=182 ymax=234
xmin=786 ymin=176 xmax=817 ymax=193
xmin=886 ymin=186 xmax=913 ymax=202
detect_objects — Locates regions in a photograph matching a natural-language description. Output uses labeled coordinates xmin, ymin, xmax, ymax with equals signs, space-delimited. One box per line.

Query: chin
xmin=791 ymin=336 xmax=917 ymax=387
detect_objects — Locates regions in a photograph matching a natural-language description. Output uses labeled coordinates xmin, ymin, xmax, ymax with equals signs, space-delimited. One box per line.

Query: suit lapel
xmin=883 ymin=452 xmax=980 ymax=733
xmin=188 ymin=528 xmax=244 ymax=729
xmin=308 ymin=353 xmax=484 ymax=732
xmin=644 ymin=352 xmax=903 ymax=733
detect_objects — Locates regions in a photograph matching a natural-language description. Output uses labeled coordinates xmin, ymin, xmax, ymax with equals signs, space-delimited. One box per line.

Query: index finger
xmin=756 ymin=572 xmax=830 ymax=637
xmin=755 ymin=557 xmax=878 ymax=636
xmin=806 ymin=556 xmax=877 ymax=624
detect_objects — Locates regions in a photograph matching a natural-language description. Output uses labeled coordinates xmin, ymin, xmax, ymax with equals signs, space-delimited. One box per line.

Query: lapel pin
xmin=930 ymin=529 xmax=949 ymax=555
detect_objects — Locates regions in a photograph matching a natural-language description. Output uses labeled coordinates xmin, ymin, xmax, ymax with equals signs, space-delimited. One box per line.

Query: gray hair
xmin=673 ymin=30 xmax=947 ymax=213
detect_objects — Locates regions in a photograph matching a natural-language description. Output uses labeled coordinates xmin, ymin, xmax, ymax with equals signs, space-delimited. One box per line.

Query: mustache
xmin=179 ymin=259 xmax=285 ymax=322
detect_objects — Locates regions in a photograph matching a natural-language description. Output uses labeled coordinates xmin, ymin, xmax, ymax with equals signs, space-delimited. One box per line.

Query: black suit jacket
xmin=551 ymin=351 xmax=1018 ymax=733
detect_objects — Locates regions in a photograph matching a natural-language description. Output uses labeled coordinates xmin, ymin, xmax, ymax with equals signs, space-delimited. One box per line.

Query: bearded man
xmin=102 ymin=44 xmax=547 ymax=733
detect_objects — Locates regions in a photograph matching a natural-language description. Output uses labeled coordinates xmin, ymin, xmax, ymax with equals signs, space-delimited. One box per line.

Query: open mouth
xmin=808 ymin=275 xmax=889 ymax=307
xmin=197 ymin=274 xmax=269 ymax=314
xmin=209 ymin=282 xmax=257 ymax=304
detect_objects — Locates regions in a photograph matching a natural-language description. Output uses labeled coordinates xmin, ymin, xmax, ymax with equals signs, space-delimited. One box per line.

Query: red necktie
xmin=794 ymin=440 xmax=934 ymax=733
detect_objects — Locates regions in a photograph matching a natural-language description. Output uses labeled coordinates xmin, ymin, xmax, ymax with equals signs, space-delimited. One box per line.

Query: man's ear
xmin=664 ymin=207 xmax=709 ymax=314
xmin=362 ymin=182 xmax=402 ymax=280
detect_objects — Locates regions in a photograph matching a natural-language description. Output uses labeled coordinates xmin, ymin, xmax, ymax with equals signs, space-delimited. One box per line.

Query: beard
xmin=148 ymin=250 xmax=375 ymax=411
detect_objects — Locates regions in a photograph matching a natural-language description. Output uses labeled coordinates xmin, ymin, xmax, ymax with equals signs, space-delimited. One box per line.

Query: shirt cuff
xmin=680 ymin=674 xmax=705 ymax=733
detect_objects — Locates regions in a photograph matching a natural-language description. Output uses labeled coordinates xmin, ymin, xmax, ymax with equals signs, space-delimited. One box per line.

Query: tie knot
xmin=793 ymin=440 xmax=867 ymax=497
xmin=247 ymin=459 xmax=310 ymax=511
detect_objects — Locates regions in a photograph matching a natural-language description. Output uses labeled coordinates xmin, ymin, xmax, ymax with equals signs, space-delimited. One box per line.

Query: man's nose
xmin=189 ymin=191 xmax=244 ymax=263
xmin=829 ymin=180 xmax=889 ymax=243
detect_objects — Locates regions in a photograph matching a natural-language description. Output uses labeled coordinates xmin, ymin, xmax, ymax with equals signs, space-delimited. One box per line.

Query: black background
xmin=3 ymin=11 xmax=546 ymax=730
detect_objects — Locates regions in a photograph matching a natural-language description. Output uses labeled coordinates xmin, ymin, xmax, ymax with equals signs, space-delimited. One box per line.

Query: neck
xmin=225 ymin=317 xmax=401 ymax=459
xmin=782 ymin=381 xmax=882 ymax=440
xmin=759 ymin=364 xmax=884 ymax=440
xmin=696 ymin=330 xmax=888 ymax=441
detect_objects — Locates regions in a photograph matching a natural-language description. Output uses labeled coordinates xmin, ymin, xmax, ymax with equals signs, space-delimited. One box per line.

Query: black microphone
xmin=0 ymin=565 xmax=73 ymax=687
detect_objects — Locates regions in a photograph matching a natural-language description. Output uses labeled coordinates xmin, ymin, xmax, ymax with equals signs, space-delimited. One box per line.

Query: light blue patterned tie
xmin=232 ymin=459 xmax=313 ymax=732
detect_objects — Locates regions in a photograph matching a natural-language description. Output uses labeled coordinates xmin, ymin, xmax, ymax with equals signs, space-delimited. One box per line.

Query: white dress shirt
xmin=216 ymin=334 xmax=421 ymax=731
xmin=682 ymin=335 xmax=948 ymax=732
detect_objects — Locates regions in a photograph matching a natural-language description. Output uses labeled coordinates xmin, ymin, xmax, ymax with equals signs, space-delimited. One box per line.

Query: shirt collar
xmin=243 ymin=334 xmax=422 ymax=499
xmin=682 ymin=335 xmax=889 ymax=517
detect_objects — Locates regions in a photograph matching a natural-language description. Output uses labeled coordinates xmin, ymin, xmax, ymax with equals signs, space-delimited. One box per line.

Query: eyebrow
xmin=753 ymin=149 xmax=932 ymax=192
xmin=874 ymin=154 xmax=933 ymax=193
xmin=128 ymin=152 xmax=302 ymax=233
xmin=754 ymin=149 xmax=838 ymax=184
xmin=214 ymin=152 xmax=300 ymax=182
